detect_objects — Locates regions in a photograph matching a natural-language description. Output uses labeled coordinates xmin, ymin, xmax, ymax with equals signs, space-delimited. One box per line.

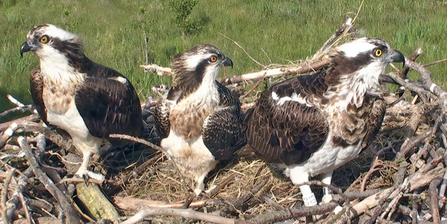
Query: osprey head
xmin=330 ymin=37 xmax=405 ymax=89
xmin=171 ymin=44 xmax=233 ymax=89
xmin=20 ymin=24 xmax=82 ymax=61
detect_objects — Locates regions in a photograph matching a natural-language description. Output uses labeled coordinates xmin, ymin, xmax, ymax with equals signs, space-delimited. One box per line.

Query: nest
xmin=1 ymin=17 xmax=447 ymax=224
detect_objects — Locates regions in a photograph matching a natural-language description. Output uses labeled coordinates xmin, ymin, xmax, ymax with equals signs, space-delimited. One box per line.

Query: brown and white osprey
xmin=20 ymin=24 xmax=143 ymax=180
xmin=245 ymin=38 xmax=405 ymax=206
xmin=154 ymin=44 xmax=245 ymax=195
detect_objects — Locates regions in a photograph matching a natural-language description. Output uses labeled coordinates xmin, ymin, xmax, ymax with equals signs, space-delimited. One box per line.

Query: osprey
xmin=245 ymin=38 xmax=405 ymax=206
xmin=20 ymin=24 xmax=143 ymax=180
xmin=154 ymin=44 xmax=245 ymax=195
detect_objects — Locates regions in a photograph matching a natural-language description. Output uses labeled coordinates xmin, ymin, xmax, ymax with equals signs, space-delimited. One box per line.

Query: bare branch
xmin=121 ymin=207 xmax=236 ymax=224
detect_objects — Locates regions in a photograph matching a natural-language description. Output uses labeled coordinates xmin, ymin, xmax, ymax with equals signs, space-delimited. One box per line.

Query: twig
xmin=401 ymin=48 xmax=423 ymax=77
xmin=248 ymin=201 xmax=339 ymax=224
xmin=311 ymin=16 xmax=355 ymax=60
xmin=0 ymin=114 xmax=39 ymax=133
xmin=121 ymin=207 xmax=236 ymax=224
xmin=18 ymin=191 xmax=34 ymax=224
xmin=225 ymin=178 xmax=269 ymax=214
xmin=57 ymin=177 xmax=106 ymax=185
xmin=18 ymin=137 xmax=82 ymax=224
xmin=240 ymin=75 xmax=265 ymax=99
xmin=0 ymin=123 xmax=19 ymax=148
xmin=12 ymin=121 xmax=73 ymax=151
xmin=109 ymin=134 xmax=164 ymax=153
xmin=140 ymin=64 xmax=172 ymax=76
xmin=7 ymin=94 xmax=25 ymax=107
xmin=207 ymin=172 xmax=240 ymax=198
xmin=1 ymin=168 xmax=15 ymax=224
xmin=439 ymin=169 xmax=447 ymax=208
xmin=221 ymin=58 xmax=330 ymax=85
xmin=429 ymin=177 xmax=443 ymax=224
xmin=411 ymin=190 xmax=419 ymax=224
xmin=122 ymin=152 xmax=164 ymax=184
xmin=423 ymin=58 xmax=447 ymax=67
xmin=0 ymin=104 xmax=35 ymax=121
xmin=397 ymin=127 xmax=435 ymax=160
xmin=6 ymin=168 xmax=34 ymax=221
xmin=361 ymin=157 xmax=382 ymax=192
xmin=219 ymin=32 xmax=265 ymax=68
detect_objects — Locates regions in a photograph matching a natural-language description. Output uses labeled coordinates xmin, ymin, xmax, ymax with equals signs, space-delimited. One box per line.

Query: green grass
xmin=1 ymin=0 xmax=446 ymax=112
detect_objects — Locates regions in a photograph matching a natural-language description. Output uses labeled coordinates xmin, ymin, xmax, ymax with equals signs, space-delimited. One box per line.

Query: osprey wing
xmin=246 ymin=76 xmax=329 ymax=166
xmin=74 ymin=75 xmax=143 ymax=139
xmin=361 ymin=95 xmax=386 ymax=150
xmin=154 ymin=88 xmax=182 ymax=139
xmin=202 ymin=82 xmax=246 ymax=160
xmin=29 ymin=66 xmax=50 ymax=125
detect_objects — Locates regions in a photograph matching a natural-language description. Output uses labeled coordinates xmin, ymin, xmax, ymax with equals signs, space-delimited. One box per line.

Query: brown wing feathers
xmin=246 ymin=77 xmax=329 ymax=165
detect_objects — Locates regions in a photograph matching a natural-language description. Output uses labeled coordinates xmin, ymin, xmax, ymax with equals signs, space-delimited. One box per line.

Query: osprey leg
xmin=321 ymin=171 xmax=333 ymax=204
xmin=75 ymin=151 xmax=105 ymax=181
xmin=289 ymin=165 xmax=317 ymax=206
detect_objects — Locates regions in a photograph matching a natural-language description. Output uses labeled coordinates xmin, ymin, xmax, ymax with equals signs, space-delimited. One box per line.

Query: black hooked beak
xmin=20 ymin=41 xmax=32 ymax=58
xmin=386 ymin=50 xmax=405 ymax=67
xmin=222 ymin=57 xmax=233 ymax=69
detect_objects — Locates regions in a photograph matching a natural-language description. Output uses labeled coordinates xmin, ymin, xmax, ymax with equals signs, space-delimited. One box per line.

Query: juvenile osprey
xmin=154 ymin=44 xmax=245 ymax=195
xmin=246 ymin=38 xmax=405 ymax=206
xmin=20 ymin=24 xmax=143 ymax=180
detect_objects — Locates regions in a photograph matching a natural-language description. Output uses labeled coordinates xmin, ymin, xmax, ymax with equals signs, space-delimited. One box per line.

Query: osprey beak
xmin=223 ymin=57 xmax=233 ymax=69
xmin=20 ymin=41 xmax=33 ymax=58
xmin=386 ymin=50 xmax=405 ymax=67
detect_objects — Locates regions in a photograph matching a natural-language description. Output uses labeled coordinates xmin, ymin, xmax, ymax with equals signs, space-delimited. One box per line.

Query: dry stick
xmin=207 ymin=172 xmax=240 ymax=198
xmin=221 ymin=58 xmax=330 ymax=85
xmin=429 ymin=177 xmax=443 ymax=224
xmin=423 ymin=58 xmax=447 ymax=67
xmin=411 ymin=190 xmax=419 ymax=224
xmin=401 ymin=48 xmax=423 ymax=78
xmin=405 ymin=57 xmax=447 ymax=112
xmin=439 ymin=169 xmax=447 ymax=208
xmin=121 ymin=207 xmax=236 ymax=224
xmin=114 ymin=196 xmax=234 ymax=210
xmin=13 ymin=121 xmax=73 ymax=151
xmin=219 ymin=32 xmax=265 ymax=68
xmin=6 ymin=168 xmax=34 ymax=221
xmin=311 ymin=16 xmax=355 ymax=60
xmin=0 ymin=122 xmax=19 ymax=148
xmin=18 ymin=191 xmax=34 ymax=224
xmin=123 ymin=152 xmax=164 ymax=184
xmin=1 ymin=168 xmax=15 ymax=224
xmin=249 ymin=202 xmax=339 ymax=224
xmin=0 ymin=104 xmax=35 ymax=121
xmin=397 ymin=127 xmax=435 ymax=160
xmin=240 ymin=75 xmax=265 ymax=99
xmin=18 ymin=137 xmax=82 ymax=224
xmin=384 ymin=72 xmax=436 ymax=103
xmin=140 ymin=64 xmax=172 ymax=76
xmin=0 ymin=114 xmax=39 ymax=133
xmin=360 ymin=157 xmax=382 ymax=192
xmin=224 ymin=178 xmax=269 ymax=215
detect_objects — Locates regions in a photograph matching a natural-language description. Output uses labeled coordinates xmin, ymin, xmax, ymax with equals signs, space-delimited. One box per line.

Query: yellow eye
xmin=40 ymin=35 xmax=50 ymax=43
xmin=210 ymin=56 xmax=217 ymax=62
xmin=375 ymin=48 xmax=382 ymax=57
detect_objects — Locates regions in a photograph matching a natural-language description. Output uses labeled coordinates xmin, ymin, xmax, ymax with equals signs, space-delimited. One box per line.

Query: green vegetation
xmin=1 ymin=0 xmax=446 ymax=112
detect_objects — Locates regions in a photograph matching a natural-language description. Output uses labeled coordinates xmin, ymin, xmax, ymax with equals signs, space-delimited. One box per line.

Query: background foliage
xmin=1 ymin=0 xmax=446 ymax=112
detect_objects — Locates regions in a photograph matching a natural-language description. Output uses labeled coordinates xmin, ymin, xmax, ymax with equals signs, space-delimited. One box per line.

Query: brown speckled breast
xmin=169 ymin=102 xmax=214 ymax=139
xmin=42 ymin=77 xmax=79 ymax=114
